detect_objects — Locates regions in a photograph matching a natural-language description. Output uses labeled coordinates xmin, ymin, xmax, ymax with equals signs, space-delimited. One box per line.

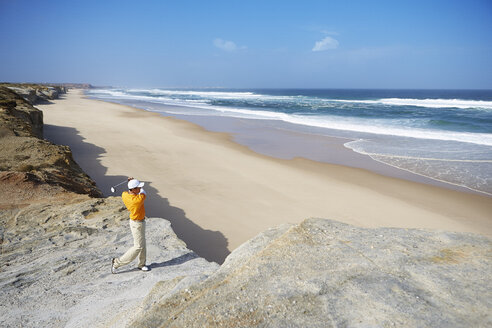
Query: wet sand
xmin=39 ymin=90 xmax=492 ymax=263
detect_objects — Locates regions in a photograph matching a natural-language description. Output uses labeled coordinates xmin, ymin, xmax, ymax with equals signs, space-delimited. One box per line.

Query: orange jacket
xmin=122 ymin=191 xmax=146 ymax=221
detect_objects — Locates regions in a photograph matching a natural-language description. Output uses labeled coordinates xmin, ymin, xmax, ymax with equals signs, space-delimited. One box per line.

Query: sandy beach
xmin=39 ymin=90 xmax=492 ymax=263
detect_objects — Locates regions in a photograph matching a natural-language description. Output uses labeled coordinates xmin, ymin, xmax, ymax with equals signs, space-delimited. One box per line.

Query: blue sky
xmin=1 ymin=0 xmax=491 ymax=89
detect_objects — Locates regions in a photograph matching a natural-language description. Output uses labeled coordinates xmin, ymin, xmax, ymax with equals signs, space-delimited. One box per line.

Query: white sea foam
xmin=344 ymin=142 xmax=492 ymax=163
xmin=127 ymin=88 xmax=259 ymax=99
xmin=87 ymin=89 xmax=492 ymax=146
xmin=280 ymin=115 xmax=492 ymax=146
xmin=93 ymin=89 xmax=492 ymax=110
xmin=167 ymin=103 xmax=492 ymax=146
xmin=89 ymin=89 xmax=128 ymax=97
xmin=89 ymin=89 xmax=211 ymax=107
xmin=334 ymin=98 xmax=492 ymax=109
xmin=123 ymin=88 xmax=311 ymax=104
xmin=344 ymin=139 xmax=492 ymax=195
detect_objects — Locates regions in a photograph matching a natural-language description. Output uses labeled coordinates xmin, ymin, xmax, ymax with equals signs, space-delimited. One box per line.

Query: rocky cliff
xmin=2 ymin=83 xmax=67 ymax=106
xmin=1 ymin=85 xmax=490 ymax=328
xmin=0 ymin=84 xmax=102 ymax=198
xmin=0 ymin=85 xmax=45 ymax=138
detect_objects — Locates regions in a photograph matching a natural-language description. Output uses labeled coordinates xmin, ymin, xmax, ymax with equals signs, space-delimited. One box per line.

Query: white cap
xmin=128 ymin=179 xmax=145 ymax=189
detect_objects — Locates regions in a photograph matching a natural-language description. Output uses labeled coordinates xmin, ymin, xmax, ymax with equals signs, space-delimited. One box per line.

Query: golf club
xmin=110 ymin=180 xmax=128 ymax=193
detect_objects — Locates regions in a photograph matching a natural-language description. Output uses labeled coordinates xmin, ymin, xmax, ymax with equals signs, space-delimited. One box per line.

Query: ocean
xmin=87 ymin=88 xmax=492 ymax=195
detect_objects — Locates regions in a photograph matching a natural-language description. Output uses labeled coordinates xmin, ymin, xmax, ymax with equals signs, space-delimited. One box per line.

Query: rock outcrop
xmin=0 ymin=196 xmax=219 ymax=328
xmin=0 ymin=85 xmax=102 ymax=198
xmin=130 ymin=218 xmax=491 ymax=328
xmin=0 ymin=86 xmax=45 ymax=138
xmin=2 ymin=83 xmax=67 ymax=105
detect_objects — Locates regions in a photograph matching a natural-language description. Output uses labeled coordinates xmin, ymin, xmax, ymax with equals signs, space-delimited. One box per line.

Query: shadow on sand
xmin=43 ymin=123 xmax=230 ymax=264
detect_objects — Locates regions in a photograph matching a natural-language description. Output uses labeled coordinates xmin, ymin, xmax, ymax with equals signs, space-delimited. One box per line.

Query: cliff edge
xmin=131 ymin=218 xmax=491 ymax=328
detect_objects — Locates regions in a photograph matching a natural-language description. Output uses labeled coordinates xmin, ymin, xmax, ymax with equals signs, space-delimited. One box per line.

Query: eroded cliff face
xmin=0 ymin=85 xmax=102 ymax=200
xmin=0 ymin=86 xmax=45 ymax=138
xmin=4 ymin=83 xmax=66 ymax=106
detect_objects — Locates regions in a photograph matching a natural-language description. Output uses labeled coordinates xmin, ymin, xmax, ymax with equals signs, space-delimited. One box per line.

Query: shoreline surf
xmin=86 ymin=87 xmax=492 ymax=196
xmin=88 ymin=93 xmax=492 ymax=197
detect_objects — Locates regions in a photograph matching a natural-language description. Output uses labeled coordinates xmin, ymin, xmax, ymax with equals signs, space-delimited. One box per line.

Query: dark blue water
xmin=87 ymin=88 xmax=492 ymax=195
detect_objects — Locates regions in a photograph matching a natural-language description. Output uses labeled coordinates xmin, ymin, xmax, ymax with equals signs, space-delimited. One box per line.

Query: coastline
xmin=39 ymin=89 xmax=492 ymax=263
xmin=89 ymin=95 xmax=492 ymax=196
xmin=144 ymin=105 xmax=490 ymax=195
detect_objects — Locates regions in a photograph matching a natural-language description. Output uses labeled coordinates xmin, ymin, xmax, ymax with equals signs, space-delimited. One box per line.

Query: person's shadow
xmin=114 ymin=253 xmax=200 ymax=275
xmin=149 ymin=252 xmax=199 ymax=269
xmin=140 ymin=181 xmax=230 ymax=264
xmin=43 ymin=123 xmax=231 ymax=264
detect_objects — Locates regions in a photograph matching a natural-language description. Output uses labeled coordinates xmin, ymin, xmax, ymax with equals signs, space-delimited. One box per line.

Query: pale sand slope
xmin=39 ymin=90 xmax=492 ymax=263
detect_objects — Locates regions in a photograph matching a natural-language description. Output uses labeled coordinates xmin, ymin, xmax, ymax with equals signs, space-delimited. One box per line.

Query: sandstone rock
xmin=36 ymin=86 xmax=59 ymax=100
xmin=5 ymin=84 xmax=66 ymax=104
xmin=0 ymin=196 xmax=219 ymax=328
xmin=0 ymin=86 xmax=44 ymax=138
xmin=0 ymin=136 xmax=102 ymax=198
xmin=54 ymin=83 xmax=92 ymax=89
xmin=0 ymin=85 xmax=102 ymax=198
xmin=6 ymin=86 xmax=39 ymax=104
xmin=130 ymin=218 xmax=492 ymax=328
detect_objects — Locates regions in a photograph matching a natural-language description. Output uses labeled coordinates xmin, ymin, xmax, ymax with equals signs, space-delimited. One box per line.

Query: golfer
xmin=112 ymin=177 xmax=149 ymax=273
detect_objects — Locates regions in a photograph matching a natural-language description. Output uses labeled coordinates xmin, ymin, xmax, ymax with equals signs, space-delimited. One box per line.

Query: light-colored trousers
xmin=114 ymin=219 xmax=146 ymax=269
